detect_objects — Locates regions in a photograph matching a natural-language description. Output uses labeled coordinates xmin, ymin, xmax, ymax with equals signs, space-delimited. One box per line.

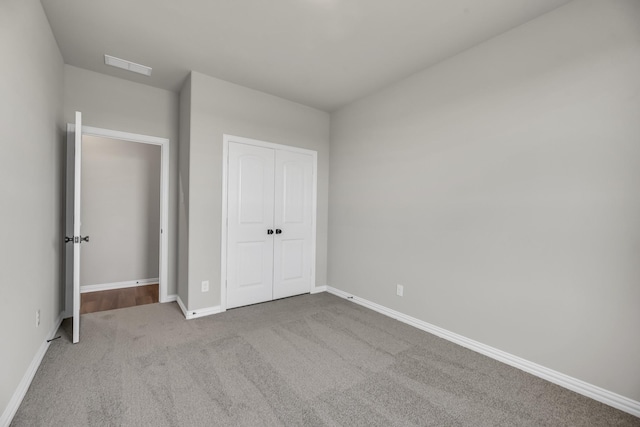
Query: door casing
xmin=220 ymin=134 xmax=318 ymax=312
xmin=64 ymin=124 xmax=171 ymax=317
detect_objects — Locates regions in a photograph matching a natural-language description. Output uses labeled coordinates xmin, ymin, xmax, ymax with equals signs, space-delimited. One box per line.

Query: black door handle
xmin=275 ymin=229 xmax=282 ymax=234
xmin=267 ymin=229 xmax=274 ymax=235
xmin=65 ymin=236 xmax=90 ymax=243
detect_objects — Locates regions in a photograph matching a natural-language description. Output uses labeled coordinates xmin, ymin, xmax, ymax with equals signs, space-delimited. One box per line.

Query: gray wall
xmin=81 ymin=136 xmax=161 ymax=285
xmin=178 ymin=75 xmax=191 ymax=306
xmin=180 ymin=71 xmax=330 ymax=311
xmin=63 ymin=65 xmax=179 ymax=296
xmin=0 ymin=0 xmax=64 ymax=418
xmin=329 ymin=0 xmax=640 ymax=402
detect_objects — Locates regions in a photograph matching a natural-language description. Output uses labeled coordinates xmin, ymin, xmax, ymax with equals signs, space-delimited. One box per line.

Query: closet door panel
xmin=226 ymin=143 xmax=275 ymax=309
xmin=273 ymin=150 xmax=313 ymax=299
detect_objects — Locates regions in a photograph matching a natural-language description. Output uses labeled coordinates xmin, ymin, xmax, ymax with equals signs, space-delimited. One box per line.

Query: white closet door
xmin=226 ymin=143 xmax=275 ymax=309
xmin=273 ymin=150 xmax=313 ymax=300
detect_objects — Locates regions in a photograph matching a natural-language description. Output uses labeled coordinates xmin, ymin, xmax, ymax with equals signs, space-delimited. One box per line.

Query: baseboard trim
xmin=0 ymin=312 xmax=64 ymax=427
xmin=310 ymin=285 xmax=327 ymax=294
xmin=163 ymin=294 xmax=177 ymax=303
xmin=176 ymin=296 xmax=188 ymax=318
xmin=176 ymin=296 xmax=221 ymax=320
xmin=325 ymin=286 xmax=640 ymax=418
xmin=80 ymin=278 xmax=159 ymax=293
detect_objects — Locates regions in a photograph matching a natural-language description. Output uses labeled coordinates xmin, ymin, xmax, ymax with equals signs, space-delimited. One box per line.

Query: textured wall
xmin=183 ymin=71 xmax=330 ymax=311
xmin=0 ymin=0 xmax=64 ymax=420
xmin=177 ymin=75 xmax=191 ymax=307
xmin=329 ymin=0 xmax=640 ymax=401
xmin=81 ymin=136 xmax=161 ymax=286
xmin=63 ymin=65 xmax=179 ymax=297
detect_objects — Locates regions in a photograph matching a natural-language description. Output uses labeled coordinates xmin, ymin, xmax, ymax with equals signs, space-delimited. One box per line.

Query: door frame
xmin=220 ymin=134 xmax=318 ymax=312
xmin=65 ymin=124 xmax=171 ymax=313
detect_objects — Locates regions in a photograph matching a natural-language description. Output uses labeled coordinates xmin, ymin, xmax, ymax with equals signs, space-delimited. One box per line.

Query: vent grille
xmin=104 ymin=54 xmax=152 ymax=76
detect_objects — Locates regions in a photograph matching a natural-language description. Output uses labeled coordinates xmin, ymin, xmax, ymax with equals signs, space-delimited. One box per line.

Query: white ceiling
xmin=41 ymin=0 xmax=571 ymax=112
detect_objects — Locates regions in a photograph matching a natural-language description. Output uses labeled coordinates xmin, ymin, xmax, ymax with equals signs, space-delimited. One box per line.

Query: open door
xmin=65 ymin=111 xmax=84 ymax=343
xmin=72 ymin=111 xmax=82 ymax=343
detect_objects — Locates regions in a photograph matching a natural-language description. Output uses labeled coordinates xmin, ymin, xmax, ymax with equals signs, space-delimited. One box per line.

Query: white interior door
xmin=226 ymin=143 xmax=275 ymax=309
xmin=64 ymin=128 xmax=74 ymax=323
xmin=273 ymin=150 xmax=313 ymax=299
xmin=72 ymin=111 xmax=82 ymax=343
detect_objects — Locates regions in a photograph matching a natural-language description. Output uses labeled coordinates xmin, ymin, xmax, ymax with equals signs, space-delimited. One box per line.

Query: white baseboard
xmin=176 ymin=296 xmax=188 ymax=317
xmin=163 ymin=294 xmax=177 ymax=303
xmin=310 ymin=285 xmax=327 ymax=294
xmin=0 ymin=312 xmax=64 ymax=427
xmin=326 ymin=286 xmax=640 ymax=418
xmin=176 ymin=296 xmax=222 ymax=320
xmin=80 ymin=278 xmax=159 ymax=293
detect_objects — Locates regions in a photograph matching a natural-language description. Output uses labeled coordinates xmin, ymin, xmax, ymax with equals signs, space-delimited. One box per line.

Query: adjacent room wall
xmin=63 ymin=65 xmax=179 ymax=297
xmin=329 ymin=0 xmax=640 ymax=402
xmin=180 ymin=71 xmax=330 ymax=311
xmin=0 ymin=0 xmax=64 ymax=420
xmin=81 ymin=136 xmax=161 ymax=286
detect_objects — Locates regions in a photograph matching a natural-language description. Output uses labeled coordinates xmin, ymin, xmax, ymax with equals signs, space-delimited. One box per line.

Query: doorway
xmin=79 ymin=135 xmax=160 ymax=313
xmin=64 ymin=125 xmax=170 ymax=321
xmin=220 ymin=134 xmax=318 ymax=310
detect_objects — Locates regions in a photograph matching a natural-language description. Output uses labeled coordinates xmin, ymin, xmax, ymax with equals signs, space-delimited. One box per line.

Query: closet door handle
xmin=275 ymin=229 xmax=282 ymax=235
xmin=267 ymin=229 xmax=274 ymax=235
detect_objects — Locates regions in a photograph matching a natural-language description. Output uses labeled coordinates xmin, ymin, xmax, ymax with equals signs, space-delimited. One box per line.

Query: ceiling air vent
xmin=104 ymin=54 xmax=152 ymax=76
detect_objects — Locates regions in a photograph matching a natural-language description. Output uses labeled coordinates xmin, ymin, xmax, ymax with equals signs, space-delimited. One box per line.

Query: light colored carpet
xmin=12 ymin=293 xmax=639 ymax=426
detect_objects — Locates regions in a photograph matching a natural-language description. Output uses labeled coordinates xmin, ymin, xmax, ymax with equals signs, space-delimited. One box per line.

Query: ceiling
xmin=41 ymin=0 xmax=572 ymax=112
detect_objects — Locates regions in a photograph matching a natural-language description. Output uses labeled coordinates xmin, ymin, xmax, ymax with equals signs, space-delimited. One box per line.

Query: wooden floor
xmin=80 ymin=284 xmax=159 ymax=314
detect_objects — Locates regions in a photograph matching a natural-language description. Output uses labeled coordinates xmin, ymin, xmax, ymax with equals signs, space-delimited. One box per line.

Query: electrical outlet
xmin=36 ymin=309 xmax=40 ymax=327
xmin=396 ymin=284 xmax=404 ymax=297
xmin=201 ymin=280 xmax=210 ymax=292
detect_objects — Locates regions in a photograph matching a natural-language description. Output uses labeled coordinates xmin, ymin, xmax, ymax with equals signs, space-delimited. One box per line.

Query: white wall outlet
xmin=36 ymin=309 xmax=40 ymax=327
xmin=396 ymin=284 xmax=404 ymax=297
xmin=201 ymin=280 xmax=210 ymax=292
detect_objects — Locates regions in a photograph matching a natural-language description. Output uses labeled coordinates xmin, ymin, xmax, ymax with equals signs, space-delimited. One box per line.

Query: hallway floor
xmin=80 ymin=284 xmax=159 ymax=314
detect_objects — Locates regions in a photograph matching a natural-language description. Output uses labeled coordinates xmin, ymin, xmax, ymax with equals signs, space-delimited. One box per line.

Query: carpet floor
xmin=12 ymin=293 xmax=639 ymax=426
